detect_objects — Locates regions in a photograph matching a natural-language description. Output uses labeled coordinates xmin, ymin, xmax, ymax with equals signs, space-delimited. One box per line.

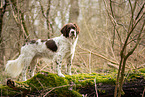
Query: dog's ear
xmin=74 ymin=23 xmax=80 ymax=34
xmin=61 ymin=24 xmax=69 ymax=37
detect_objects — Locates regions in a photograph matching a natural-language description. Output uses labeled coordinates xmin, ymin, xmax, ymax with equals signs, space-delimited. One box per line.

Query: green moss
xmin=49 ymin=88 xmax=82 ymax=97
xmin=25 ymin=71 xmax=68 ymax=91
xmin=99 ymin=89 xmax=106 ymax=93
xmin=139 ymin=68 xmax=145 ymax=73
xmin=0 ymin=84 xmax=19 ymax=96
xmin=65 ymin=73 xmax=116 ymax=87
xmin=25 ymin=71 xmax=82 ymax=97
xmin=127 ymin=73 xmax=143 ymax=79
xmin=0 ymin=71 xmax=82 ymax=96
xmin=1 ymin=71 xmax=144 ymax=96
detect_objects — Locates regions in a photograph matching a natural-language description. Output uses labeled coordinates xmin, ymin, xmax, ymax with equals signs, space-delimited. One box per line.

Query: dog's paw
xmin=58 ymin=73 xmax=65 ymax=77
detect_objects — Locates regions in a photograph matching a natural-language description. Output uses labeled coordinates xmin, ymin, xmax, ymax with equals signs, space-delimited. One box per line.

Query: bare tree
xmin=9 ymin=0 xmax=29 ymax=39
xmin=103 ymin=0 xmax=145 ymax=97
xmin=69 ymin=0 xmax=79 ymax=23
xmin=115 ymin=2 xmax=144 ymax=97
xmin=39 ymin=0 xmax=52 ymax=38
xmin=0 ymin=0 xmax=8 ymax=65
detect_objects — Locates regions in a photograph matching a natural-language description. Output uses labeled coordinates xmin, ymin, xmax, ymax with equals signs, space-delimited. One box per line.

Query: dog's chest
xmin=57 ymin=40 xmax=71 ymax=53
xmin=55 ymin=38 xmax=76 ymax=58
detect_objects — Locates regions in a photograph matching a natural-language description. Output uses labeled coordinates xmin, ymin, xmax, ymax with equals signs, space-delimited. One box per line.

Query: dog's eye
xmin=72 ymin=27 xmax=75 ymax=29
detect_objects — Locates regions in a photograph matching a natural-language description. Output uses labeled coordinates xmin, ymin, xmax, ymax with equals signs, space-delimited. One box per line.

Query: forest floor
xmin=0 ymin=68 xmax=145 ymax=97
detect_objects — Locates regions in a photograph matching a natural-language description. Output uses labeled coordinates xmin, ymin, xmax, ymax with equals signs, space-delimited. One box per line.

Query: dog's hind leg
xmin=22 ymin=57 xmax=34 ymax=81
xmin=30 ymin=57 xmax=37 ymax=77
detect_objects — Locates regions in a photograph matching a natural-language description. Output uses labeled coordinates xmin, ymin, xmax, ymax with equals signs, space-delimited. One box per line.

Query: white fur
xmin=5 ymin=33 xmax=78 ymax=81
xmin=5 ymin=55 xmax=24 ymax=78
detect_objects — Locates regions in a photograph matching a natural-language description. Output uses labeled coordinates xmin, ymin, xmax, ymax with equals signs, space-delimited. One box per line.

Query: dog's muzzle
xmin=69 ymin=29 xmax=77 ymax=38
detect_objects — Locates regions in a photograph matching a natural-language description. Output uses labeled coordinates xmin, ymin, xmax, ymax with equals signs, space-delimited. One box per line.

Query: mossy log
xmin=0 ymin=71 xmax=145 ymax=97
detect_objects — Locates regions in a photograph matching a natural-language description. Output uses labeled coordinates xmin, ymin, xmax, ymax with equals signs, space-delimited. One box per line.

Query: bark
xmin=0 ymin=0 xmax=8 ymax=65
xmin=10 ymin=0 xmax=29 ymax=40
xmin=39 ymin=0 xmax=52 ymax=38
xmin=79 ymin=77 xmax=145 ymax=97
xmin=69 ymin=0 xmax=79 ymax=23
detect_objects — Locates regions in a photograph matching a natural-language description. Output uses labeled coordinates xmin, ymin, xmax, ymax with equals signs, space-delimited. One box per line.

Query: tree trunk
xmin=69 ymin=0 xmax=79 ymax=23
xmin=0 ymin=0 xmax=8 ymax=65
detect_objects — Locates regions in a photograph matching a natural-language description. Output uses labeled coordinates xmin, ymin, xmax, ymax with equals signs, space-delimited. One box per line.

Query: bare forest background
xmin=0 ymin=0 xmax=144 ymax=84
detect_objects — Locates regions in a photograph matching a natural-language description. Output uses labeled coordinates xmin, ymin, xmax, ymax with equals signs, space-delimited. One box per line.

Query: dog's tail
xmin=5 ymin=54 xmax=25 ymax=78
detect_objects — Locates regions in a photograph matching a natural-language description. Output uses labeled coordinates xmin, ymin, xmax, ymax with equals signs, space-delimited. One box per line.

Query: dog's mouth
xmin=69 ymin=34 xmax=77 ymax=40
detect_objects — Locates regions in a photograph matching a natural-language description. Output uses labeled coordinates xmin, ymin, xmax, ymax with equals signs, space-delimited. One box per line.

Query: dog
xmin=5 ymin=23 xmax=80 ymax=81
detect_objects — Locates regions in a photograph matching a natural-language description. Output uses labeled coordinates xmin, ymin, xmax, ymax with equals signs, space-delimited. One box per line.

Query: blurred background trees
xmin=0 ymin=0 xmax=144 ymax=81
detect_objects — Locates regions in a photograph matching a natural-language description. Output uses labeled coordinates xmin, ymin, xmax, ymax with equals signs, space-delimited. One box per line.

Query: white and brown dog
xmin=5 ymin=23 xmax=80 ymax=81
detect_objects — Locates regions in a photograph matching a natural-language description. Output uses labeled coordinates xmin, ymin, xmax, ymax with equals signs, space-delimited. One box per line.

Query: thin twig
xmin=94 ymin=77 xmax=98 ymax=97
xmin=29 ymin=83 xmax=41 ymax=94
xmin=137 ymin=63 xmax=145 ymax=69
xmin=39 ymin=0 xmax=46 ymax=19
xmin=135 ymin=3 xmax=144 ymax=20
xmin=43 ymin=84 xmax=75 ymax=97
xmin=78 ymin=44 xmax=118 ymax=65
xmin=103 ymin=0 xmax=123 ymax=47
xmin=36 ymin=78 xmax=45 ymax=90
xmin=142 ymin=87 xmax=145 ymax=97
xmin=89 ymin=51 xmax=92 ymax=74
xmin=83 ymin=19 xmax=96 ymax=47
xmin=107 ymin=62 xmax=119 ymax=69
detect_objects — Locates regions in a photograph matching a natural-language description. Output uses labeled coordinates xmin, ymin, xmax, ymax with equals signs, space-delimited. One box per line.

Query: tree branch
xmin=39 ymin=0 xmax=46 ymax=19
xmin=78 ymin=44 xmax=119 ymax=65
xmin=135 ymin=3 xmax=144 ymax=20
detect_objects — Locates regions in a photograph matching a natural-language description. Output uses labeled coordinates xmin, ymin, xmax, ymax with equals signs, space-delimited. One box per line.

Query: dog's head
xmin=61 ymin=23 xmax=80 ymax=39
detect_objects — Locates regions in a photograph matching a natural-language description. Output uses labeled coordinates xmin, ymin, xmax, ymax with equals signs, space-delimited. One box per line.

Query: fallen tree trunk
xmin=0 ymin=71 xmax=145 ymax=97
xmin=79 ymin=76 xmax=145 ymax=97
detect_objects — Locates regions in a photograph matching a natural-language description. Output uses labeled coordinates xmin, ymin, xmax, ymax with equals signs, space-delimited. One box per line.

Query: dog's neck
xmin=60 ymin=34 xmax=78 ymax=45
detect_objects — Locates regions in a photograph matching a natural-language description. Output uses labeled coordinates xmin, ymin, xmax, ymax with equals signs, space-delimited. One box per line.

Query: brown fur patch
xmin=61 ymin=23 xmax=75 ymax=38
xmin=30 ymin=40 xmax=36 ymax=44
xmin=45 ymin=40 xmax=57 ymax=52
xmin=74 ymin=23 xmax=80 ymax=35
xmin=23 ymin=40 xmax=37 ymax=46
xmin=60 ymin=23 xmax=80 ymax=38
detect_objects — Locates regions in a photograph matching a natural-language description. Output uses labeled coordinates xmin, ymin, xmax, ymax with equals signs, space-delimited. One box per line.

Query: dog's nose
xmin=71 ymin=31 xmax=74 ymax=34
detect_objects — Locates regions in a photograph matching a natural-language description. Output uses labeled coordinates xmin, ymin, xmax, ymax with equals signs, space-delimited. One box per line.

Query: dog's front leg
xmin=22 ymin=65 xmax=27 ymax=81
xmin=22 ymin=57 xmax=33 ymax=81
xmin=30 ymin=57 xmax=37 ymax=77
xmin=67 ymin=56 xmax=72 ymax=75
xmin=55 ymin=56 xmax=65 ymax=77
